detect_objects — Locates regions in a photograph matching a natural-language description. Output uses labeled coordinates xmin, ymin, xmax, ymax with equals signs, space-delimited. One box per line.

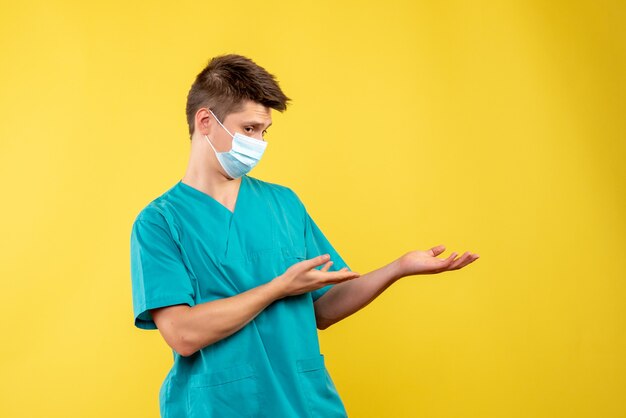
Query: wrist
xmin=388 ymin=258 xmax=407 ymax=282
xmin=267 ymin=275 xmax=288 ymax=300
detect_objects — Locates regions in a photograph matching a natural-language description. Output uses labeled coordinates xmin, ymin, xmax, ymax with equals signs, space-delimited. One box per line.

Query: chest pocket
xmin=187 ymin=363 xmax=260 ymax=418
xmin=280 ymin=244 xmax=306 ymax=262
xmin=218 ymin=244 xmax=307 ymax=296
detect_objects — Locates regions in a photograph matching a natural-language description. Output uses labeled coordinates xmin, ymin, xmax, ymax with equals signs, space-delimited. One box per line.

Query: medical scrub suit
xmin=130 ymin=174 xmax=351 ymax=418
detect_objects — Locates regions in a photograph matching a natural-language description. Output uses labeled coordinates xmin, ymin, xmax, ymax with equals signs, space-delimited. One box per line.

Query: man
xmin=130 ymin=54 xmax=479 ymax=417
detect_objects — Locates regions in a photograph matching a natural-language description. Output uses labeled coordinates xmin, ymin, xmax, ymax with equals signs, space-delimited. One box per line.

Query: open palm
xmin=397 ymin=244 xmax=480 ymax=276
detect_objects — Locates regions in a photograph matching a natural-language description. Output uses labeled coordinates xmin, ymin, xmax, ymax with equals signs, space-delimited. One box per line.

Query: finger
xmin=324 ymin=274 xmax=361 ymax=284
xmin=318 ymin=270 xmax=360 ymax=279
xmin=429 ymin=244 xmax=446 ymax=257
xmin=453 ymin=253 xmax=480 ymax=270
xmin=449 ymin=252 xmax=471 ymax=270
xmin=320 ymin=261 xmax=334 ymax=272
xmin=319 ymin=271 xmax=361 ymax=283
xmin=302 ymin=254 xmax=332 ymax=270
xmin=434 ymin=252 xmax=457 ymax=272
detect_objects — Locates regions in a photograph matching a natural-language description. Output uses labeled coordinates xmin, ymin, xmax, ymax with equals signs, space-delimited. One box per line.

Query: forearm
xmin=314 ymin=259 xmax=404 ymax=329
xmin=165 ymin=279 xmax=286 ymax=356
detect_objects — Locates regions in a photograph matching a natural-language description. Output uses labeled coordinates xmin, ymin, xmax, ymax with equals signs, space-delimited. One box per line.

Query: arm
xmin=151 ymin=279 xmax=284 ymax=357
xmin=313 ymin=260 xmax=402 ymax=330
xmin=314 ymin=245 xmax=480 ymax=329
xmin=152 ymin=254 xmax=359 ymax=357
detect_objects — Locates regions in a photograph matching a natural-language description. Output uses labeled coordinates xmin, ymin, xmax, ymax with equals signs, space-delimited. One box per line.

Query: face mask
xmin=204 ymin=108 xmax=268 ymax=179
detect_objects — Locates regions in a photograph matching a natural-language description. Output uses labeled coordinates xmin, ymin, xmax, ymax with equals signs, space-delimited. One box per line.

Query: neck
xmin=181 ymin=135 xmax=241 ymax=200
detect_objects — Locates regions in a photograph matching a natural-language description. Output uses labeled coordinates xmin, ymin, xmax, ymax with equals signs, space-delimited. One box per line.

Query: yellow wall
xmin=1 ymin=1 xmax=624 ymax=417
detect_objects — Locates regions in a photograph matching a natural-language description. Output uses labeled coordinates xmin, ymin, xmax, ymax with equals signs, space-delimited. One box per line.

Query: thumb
xmin=429 ymin=244 xmax=446 ymax=257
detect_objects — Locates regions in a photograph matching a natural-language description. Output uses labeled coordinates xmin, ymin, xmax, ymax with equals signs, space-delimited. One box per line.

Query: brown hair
xmin=185 ymin=54 xmax=291 ymax=138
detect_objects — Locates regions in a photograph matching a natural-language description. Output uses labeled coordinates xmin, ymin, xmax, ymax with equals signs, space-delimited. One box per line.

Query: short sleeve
xmin=130 ymin=214 xmax=196 ymax=330
xmin=303 ymin=209 xmax=352 ymax=302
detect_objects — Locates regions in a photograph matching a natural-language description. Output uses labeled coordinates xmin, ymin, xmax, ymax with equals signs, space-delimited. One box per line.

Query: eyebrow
xmin=242 ymin=120 xmax=272 ymax=129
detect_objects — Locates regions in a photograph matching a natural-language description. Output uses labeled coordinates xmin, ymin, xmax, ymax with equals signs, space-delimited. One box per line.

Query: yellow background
xmin=1 ymin=0 xmax=624 ymax=417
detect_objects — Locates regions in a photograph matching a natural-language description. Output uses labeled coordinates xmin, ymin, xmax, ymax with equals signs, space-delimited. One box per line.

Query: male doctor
xmin=130 ymin=53 xmax=479 ymax=417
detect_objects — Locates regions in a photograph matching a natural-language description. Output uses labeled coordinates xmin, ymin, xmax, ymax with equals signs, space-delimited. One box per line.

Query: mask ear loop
xmin=204 ymin=134 xmax=219 ymax=153
xmin=204 ymin=108 xmax=232 ymax=154
xmin=207 ymin=108 xmax=234 ymax=137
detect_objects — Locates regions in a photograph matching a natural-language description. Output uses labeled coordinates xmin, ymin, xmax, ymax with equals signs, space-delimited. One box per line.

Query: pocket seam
xmin=296 ymin=354 xmax=325 ymax=373
xmin=222 ymin=245 xmax=306 ymax=263
xmin=194 ymin=374 xmax=255 ymax=389
xmin=282 ymin=245 xmax=306 ymax=260
xmin=189 ymin=363 xmax=255 ymax=388
xmin=187 ymin=371 xmax=260 ymax=417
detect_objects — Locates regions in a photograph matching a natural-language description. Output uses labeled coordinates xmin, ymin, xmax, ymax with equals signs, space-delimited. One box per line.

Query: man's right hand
xmin=274 ymin=254 xmax=361 ymax=298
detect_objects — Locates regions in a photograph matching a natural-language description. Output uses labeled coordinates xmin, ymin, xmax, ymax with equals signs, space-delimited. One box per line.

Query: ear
xmin=195 ymin=107 xmax=213 ymax=136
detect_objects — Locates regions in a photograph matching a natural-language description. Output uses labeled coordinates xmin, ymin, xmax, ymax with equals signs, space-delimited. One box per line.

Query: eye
xmin=244 ymin=126 xmax=254 ymax=133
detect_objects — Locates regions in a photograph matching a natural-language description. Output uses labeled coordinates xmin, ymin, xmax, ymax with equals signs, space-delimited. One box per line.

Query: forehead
xmin=226 ymin=100 xmax=272 ymax=125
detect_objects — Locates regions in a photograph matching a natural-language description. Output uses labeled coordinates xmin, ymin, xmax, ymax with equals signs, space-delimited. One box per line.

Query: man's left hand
xmin=396 ymin=244 xmax=480 ymax=277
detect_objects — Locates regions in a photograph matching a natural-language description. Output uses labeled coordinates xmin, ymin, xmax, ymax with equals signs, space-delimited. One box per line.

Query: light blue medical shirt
xmin=130 ymin=174 xmax=351 ymax=417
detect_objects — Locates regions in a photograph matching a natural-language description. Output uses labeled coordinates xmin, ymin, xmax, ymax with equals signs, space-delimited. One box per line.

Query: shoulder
xmin=246 ymin=175 xmax=304 ymax=208
xmin=132 ymin=183 xmax=180 ymax=228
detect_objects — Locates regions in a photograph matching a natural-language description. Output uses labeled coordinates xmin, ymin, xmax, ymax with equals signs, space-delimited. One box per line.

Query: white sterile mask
xmin=204 ymin=108 xmax=268 ymax=179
